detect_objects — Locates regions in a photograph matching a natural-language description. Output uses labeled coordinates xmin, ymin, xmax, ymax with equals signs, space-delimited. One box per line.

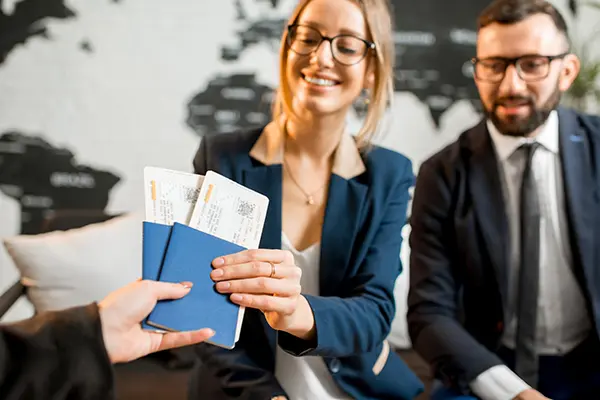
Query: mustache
xmin=493 ymin=96 xmax=533 ymax=108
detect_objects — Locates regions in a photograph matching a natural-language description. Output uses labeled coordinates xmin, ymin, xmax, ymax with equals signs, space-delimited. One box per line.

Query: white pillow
xmin=3 ymin=211 xmax=143 ymax=312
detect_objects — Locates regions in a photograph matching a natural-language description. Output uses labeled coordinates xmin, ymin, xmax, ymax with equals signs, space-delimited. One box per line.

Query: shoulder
xmin=199 ymin=127 xmax=264 ymax=156
xmin=577 ymin=111 xmax=600 ymax=139
xmin=417 ymin=121 xmax=484 ymax=184
xmin=570 ymin=107 xmax=600 ymax=126
xmin=361 ymin=145 xmax=414 ymax=188
xmin=193 ymin=127 xmax=264 ymax=175
xmin=558 ymin=106 xmax=600 ymax=140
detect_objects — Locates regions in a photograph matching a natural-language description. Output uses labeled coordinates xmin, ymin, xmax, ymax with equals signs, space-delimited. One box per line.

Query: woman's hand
xmin=210 ymin=249 xmax=315 ymax=339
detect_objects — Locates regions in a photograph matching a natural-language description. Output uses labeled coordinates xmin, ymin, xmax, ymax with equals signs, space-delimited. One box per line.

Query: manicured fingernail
xmin=211 ymin=269 xmax=224 ymax=279
xmin=216 ymin=282 xmax=230 ymax=291
xmin=231 ymin=294 xmax=243 ymax=302
xmin=180 ymin=281 xmax=193 ymax=289
xmin=213 ymin=257 xmax=224 ymax=267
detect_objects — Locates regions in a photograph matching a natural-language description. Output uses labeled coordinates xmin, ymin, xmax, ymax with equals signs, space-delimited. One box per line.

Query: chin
xmin=297 ymin=97 xmax=345 ymax=116
xmin=493 ymin=114 xmax=540 ymax=137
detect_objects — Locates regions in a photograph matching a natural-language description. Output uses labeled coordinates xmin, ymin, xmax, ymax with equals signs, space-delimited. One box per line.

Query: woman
xmin=189 ymin=0 xmax=424 ymax=399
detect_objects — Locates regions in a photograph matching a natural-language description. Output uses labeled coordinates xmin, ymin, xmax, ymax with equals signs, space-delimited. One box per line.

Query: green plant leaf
xmin=566 ymin=0 xmax=600 ymax=111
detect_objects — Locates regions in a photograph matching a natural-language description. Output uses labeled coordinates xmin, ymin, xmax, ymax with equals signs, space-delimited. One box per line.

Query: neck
xmin=284 ymin=113 xmax=346 ymax=161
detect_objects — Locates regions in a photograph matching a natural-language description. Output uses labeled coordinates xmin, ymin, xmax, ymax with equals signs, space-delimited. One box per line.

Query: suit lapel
xmin=319 ymin=174 xmax=368 ymax=296
xmin=558 ymin=108 xmax=596 ymax=296
xmin=468 ymin=122 xmax=510 ymax=307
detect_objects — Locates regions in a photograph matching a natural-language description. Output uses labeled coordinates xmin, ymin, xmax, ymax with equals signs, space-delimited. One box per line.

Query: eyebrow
xmin=299 ymin=20 xmax=366 ymax=38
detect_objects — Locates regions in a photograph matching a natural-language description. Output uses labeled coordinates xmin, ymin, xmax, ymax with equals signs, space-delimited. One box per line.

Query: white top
xmin=470 ymin=111 xmax=591 ymax=400
xmin=275 ymin=232 xmax=351 ymax=400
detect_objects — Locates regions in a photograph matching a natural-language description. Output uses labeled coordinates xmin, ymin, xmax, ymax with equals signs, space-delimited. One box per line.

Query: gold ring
xmin=269 ymin=262 xmax=276 ymax=278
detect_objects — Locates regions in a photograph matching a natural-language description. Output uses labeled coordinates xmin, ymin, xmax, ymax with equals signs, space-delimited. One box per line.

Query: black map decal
xmin=186 ymin=0 xmax=489 ymax=137
xmin=391 ymin=0 xmax=487 ymax=125
xmin=186 ymin=73 xmax=274 ymax=137
xmin=0 ymin=132 xmax=121 ymax=234
xmin=0 ymin=1 xmax=123 ymax=234
xmin=0 ymin=0 xmax=76 ymax=64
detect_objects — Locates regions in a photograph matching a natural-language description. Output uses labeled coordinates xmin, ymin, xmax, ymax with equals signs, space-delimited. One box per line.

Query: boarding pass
xmin=144 ymin=167 xmax=269 ymax=249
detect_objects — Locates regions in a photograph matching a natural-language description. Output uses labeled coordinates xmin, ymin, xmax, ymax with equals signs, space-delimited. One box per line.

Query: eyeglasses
xmin=471 ymin=53 xmax=569 ymax=83
xmin=286 ymin=24 xmax=375 ymax=66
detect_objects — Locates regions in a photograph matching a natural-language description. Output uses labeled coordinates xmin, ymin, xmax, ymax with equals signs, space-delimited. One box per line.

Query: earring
xmin=361 ymin=88 xmax=371 ymax=106
xmin=353 ymin=88 xmax=370 ymax=118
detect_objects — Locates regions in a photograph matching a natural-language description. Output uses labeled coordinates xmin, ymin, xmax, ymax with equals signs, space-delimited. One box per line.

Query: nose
xmin=498 ymin=64 xmax=527 ymax=95
xmin=310 ymin=40 xmax=335 ymax=68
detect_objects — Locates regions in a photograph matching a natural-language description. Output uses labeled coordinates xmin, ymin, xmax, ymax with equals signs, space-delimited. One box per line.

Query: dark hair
xmin=477 ymin=0 xmax=570 ymax=45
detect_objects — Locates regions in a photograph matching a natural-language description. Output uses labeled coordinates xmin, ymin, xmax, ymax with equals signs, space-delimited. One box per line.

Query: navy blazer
xmin=188 ymin=125 xmax=424 ymax=400
xmin=407 ymin=107 xmax=600 ymax=393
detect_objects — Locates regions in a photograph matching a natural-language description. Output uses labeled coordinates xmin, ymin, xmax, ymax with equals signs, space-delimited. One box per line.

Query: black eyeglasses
xmin=471 ymin=53 xmax=569 ymax=83
xmin=286 ymin=24 xmax=375 ymax=66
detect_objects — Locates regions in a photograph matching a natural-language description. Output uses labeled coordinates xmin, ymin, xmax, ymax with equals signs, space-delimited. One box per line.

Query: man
xmin=407 ymin=0 xmax=600 ymax=399
xmin=0 ymin=280 xmax=215 ymax=399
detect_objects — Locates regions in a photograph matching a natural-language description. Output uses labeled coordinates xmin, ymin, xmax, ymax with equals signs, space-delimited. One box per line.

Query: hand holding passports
xmin=141 ymin=167 xmax=269 ymax=349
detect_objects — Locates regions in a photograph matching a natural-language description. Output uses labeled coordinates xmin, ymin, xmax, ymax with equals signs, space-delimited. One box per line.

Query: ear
xmin=558 ymin=53 xmax=581 ymax=92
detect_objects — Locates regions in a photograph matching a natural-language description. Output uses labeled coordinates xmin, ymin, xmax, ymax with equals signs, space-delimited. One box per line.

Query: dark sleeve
xmin=0 ymin=304 xmax=114 ymax=400
xmin=279 ymin=158 xmax=414 ymax=357
xmin=406 ymin=158 xmax=502 ymax=392
xmin=192 ymin=139 xmax=287 ymax=399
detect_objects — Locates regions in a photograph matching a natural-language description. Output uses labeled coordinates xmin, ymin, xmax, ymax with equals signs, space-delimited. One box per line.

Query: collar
xmin=248 ymin=121 xmax=366 ymax=180
xmin=487 ymin=110 xmax=559 ymax=161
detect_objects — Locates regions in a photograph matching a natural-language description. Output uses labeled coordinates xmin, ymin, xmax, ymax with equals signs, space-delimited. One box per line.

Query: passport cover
xmin=141 ymin=221 xmax=173 ymax=331
xmin=142 ymin=221 xmax=172 ymax=281
xmin=146 ymin=222 xmax=246 ymax=349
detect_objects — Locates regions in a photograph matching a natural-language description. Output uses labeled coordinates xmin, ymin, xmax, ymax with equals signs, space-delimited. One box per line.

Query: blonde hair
xmin=271 ymin=0 xmax=396 ymax=151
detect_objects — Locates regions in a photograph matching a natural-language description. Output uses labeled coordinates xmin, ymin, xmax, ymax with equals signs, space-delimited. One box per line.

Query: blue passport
xmin=145 ymin=222 xmax=246 ymax=349
xmin=142 ymin=222 xmax=173 ymax=281
xmin=141 ymin=221 xmax=173 ymax=331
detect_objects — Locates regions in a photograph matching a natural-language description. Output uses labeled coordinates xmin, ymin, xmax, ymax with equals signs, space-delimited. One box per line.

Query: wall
xmin=0 ymin=0 xmax=597 ymax=323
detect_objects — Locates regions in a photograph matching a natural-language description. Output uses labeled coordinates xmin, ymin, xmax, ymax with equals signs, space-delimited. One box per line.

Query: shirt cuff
xmin=470 ymin=365 xmax=531 ymax=400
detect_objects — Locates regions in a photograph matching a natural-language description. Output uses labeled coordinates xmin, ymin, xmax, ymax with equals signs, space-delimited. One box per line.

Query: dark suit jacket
xmin=407 ymin=107 xmax=600 ymax=393
xmin=188 ymin=124 xmax=424 ymax=400
xmin=0 ymin=304 xmax=114 ymax=399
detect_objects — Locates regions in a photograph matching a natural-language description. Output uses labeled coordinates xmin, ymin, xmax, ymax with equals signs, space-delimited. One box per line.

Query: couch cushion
xmin=3 ymin=212 xmax=143 ymax=312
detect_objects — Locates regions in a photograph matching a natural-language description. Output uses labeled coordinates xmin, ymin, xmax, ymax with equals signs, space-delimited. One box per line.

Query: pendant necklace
xmin=283 ymin=157 xmax=328 ymax=206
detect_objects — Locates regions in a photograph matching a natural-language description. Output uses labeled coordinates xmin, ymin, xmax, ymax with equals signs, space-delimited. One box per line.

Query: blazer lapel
xmin=242 ymin=165 xmax=369 ymax=337
xmin=242 ymin=164 xmax=283 ymax=251
xmin=468 ymin=122 xmax=510 ymax=307
xmin=319 ymin=174 xmax=368 ymax=296
xmin=558 ymin=108 xmax=596 ymax=296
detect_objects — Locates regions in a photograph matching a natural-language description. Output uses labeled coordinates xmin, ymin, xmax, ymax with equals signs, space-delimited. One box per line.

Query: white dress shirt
xmin=275 ymin=232 xmax=351 ymax=400
xmin=470 ymin=111 xmax=592 ymax=400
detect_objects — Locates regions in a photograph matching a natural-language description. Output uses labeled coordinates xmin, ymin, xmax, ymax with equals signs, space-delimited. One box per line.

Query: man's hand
xmin=98 ymin=279 xmax=215 ymax=364
xmin=513 ymin=389 xmax=551 ymax=400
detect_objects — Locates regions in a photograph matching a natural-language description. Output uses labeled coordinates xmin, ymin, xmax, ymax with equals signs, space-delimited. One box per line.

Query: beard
xmin=483 ymin=85 xmax=562 ymax=137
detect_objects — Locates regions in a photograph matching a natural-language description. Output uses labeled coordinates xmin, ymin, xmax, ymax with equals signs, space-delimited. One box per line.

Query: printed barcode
xmin=183 ymin=186 xmax=200 ymax=204
xmin=237 ymin=200 xmax=255 ymax=218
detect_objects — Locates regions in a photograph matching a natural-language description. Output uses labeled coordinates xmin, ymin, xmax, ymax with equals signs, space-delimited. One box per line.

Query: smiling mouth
xmin=302 ymin=74 xmax=340 ymax=87
xmin=500 ymin=103 xmax=529 ymax=108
